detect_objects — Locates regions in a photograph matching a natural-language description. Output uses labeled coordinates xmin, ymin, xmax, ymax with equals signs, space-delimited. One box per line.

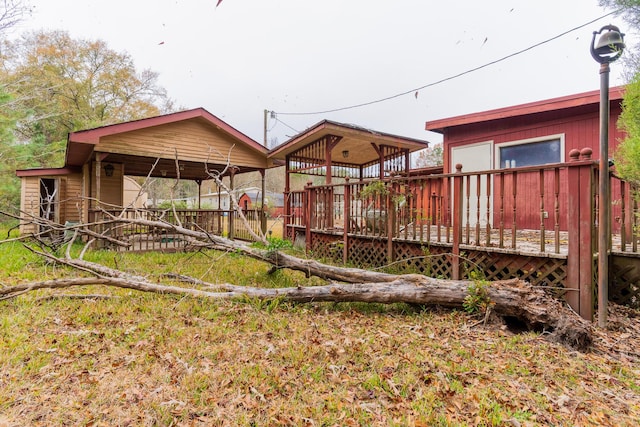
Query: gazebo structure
xmin=268 ymin=120 xmax=431 ymax=241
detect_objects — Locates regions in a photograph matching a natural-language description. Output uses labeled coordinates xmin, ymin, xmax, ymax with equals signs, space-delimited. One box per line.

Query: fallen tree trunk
xmin=170 ymin=273 xmax=592 ymax=351
xmin=0 ymin=252 xmax=592 ymax=350
xmin=3 ymin=215 xmax=593 ymax=351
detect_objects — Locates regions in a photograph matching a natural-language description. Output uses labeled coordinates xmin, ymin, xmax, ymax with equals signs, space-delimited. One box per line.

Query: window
xmin=498 ymin=135 xmax=563 ymax=168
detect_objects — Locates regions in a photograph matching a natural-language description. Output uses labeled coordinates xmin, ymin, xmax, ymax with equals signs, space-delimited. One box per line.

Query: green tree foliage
xmin=599 ymin=1 xmax=640 ymax=183
xmin=599 ymin=1 xmax=640 ymax=27
xmin=599 ymin=1 xmax=640 ymax=74
xmin=615 ymin=76 xmax=640 ymax=184
xmin=2 ymin=30 xmax=174 ymax=149
xmin=0 ymin=30 xmax=174 ymax=214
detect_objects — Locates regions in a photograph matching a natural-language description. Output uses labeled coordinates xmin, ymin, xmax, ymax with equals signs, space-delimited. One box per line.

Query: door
xmin=39 ymin=178 xmax=58 ymax=223
xmin=450 ymin=141 xmax=493 ymax=227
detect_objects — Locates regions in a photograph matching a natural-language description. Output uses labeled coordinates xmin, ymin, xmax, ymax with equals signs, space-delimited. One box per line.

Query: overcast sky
xmin=11 ymin=0 xmax=635 ymax=147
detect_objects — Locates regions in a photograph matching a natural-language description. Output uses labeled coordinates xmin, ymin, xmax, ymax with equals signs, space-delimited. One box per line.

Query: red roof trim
xmin=16 ymin=166 xmax=82 ymax=177
xmin=69 ymin=107 xmax=266 ymax=153
xmin=425 ymin=86 xmax=625 ymax=133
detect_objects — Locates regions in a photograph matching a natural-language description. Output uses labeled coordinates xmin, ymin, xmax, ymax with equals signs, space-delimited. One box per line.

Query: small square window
xmin=499 ymin=138 xmax=561 ymax=168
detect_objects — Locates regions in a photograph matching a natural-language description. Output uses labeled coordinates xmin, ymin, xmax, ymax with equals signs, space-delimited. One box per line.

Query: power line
xmin=276 ymin=10 xmax=620 ymax=116
xmin=274 ymin=117 xmax=299 ymax=134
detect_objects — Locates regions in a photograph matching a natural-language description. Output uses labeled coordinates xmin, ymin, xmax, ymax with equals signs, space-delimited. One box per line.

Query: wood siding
xmin=19 ymin=173 xmax=83 ymax=234
xmin=64 ymin=173 xmax=84 ymax=223
xmin=441 ymin=103 xmax=624 ymax=232
xmin=96 ymin=119 xmax=267 ymax=169
xmin=90 ymin=162 xmax=123 ymax=208
xmin=20 ymin=177 xmax=40 ymax=234
xmin=443 ymin=108 xmax=623 ymax=173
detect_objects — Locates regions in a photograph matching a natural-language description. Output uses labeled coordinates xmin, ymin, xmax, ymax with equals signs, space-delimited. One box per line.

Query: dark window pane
xmin=499 ymin=139 xmax=561 ymax=168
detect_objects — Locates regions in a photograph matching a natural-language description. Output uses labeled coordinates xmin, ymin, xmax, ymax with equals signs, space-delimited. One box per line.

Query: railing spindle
xmin=486 ymin=172 xmax=491 ymax=247
xmin=499 ymin=171 xmax=505 ymax=248
xmin=476 ymin=174 xmax=481 ymax=245
xmin=511 ymin=171 xmax=517 ymax=249
xmin=621 ymin=180 xmax=627 ymax=251
xmin=554 ymin=167 xmax=561 ymax=254
xmin=540 ymin=169 xmax=546 ymax=253
xmin=465 ymin=175 xmax=471 ymax=244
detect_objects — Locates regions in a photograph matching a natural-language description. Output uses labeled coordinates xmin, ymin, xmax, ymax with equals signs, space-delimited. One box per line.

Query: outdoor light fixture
xmin=591 ymin=24 xmax=625 ymax=328
xmin=103 ymin=163 xmax=115 ymax=177
xmin=342 ymin=150 xmax=349 ymax=159
xmin=161 ymin=170 xmax=167 ymax=177
xmin=591 ymin=25 xmax=625 ymax=64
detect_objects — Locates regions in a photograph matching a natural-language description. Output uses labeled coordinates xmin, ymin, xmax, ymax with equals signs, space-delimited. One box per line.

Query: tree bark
xmin=4 ymin=213 xmax=593 ymax=350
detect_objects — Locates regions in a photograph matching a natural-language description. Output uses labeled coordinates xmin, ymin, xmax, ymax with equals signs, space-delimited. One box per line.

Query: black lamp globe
xmin=591 ymin=25 xmax=625 ymax=64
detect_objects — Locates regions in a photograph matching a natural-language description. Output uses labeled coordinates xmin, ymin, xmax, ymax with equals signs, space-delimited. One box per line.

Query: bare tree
xmin=0 ymin=0 xmax=31 ymax=36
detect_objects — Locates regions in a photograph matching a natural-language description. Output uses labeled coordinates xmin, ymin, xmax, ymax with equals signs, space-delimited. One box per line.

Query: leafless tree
xmin=0 ymin=0 xmax=31 ymax=36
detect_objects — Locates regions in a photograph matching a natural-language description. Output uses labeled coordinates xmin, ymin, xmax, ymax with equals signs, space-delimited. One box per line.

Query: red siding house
xmin=425 ymin=87 xmax=626 ymax=231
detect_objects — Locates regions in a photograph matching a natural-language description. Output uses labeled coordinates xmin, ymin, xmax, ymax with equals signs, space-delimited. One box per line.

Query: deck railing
xmin=287 ymin=160 xmax=591 ymax=256
xmin=611 ymin=174 xmax=640 ymax=253
xmin=283 ymin=148 xmax=640 ymax=258
xmin=88 ymin=207 xmax=265 ymax=250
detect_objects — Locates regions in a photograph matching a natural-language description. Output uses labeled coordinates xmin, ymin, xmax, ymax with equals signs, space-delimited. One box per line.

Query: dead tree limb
xmin=0 ymin=267 xmax=592 ymax=350
xmin=2 ymin=213 xmax=593 ymax=350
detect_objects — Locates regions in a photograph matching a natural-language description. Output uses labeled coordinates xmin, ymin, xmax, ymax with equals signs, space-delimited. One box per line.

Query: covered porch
xmin=18 ymin=108 xmax=273 ymax=245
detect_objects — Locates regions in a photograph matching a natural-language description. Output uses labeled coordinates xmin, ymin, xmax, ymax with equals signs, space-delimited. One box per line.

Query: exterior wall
xmin=440 ymin=103 xmax=624 ymax=232
xmin=442 ymin=107 xmax=623 ymax=174
xmin=19 ymin=172 xmax=84 ymax=234
xmin=20 ymin=176 xmax=40 ymax=234
xmin=96 ymin=119 xmax=268 ymax=169
xmin=90 ymin=162 xmax=123 ymax=208
xmin=64 ymin=173 xmax=85 ymax=224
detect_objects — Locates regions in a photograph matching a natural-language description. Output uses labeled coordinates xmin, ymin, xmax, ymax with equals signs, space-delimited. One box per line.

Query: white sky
xmin=11 ymin=0 xmax=634 ymax=147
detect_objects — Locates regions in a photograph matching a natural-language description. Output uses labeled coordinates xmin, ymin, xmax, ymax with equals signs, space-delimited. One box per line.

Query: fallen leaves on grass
xmin=1 ymin=294 xmax=639 ymax=426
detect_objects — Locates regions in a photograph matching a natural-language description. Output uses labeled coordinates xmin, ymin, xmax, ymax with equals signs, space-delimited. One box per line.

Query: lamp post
xmin=590 ymin=25 xmax=625 ymax=327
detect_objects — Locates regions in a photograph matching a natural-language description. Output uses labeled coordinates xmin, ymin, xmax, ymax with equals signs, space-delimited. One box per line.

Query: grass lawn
xmin=1 ymin=235 xmax=639 ymax=426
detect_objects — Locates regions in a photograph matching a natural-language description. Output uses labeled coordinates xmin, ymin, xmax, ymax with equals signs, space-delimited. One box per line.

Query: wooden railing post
xmin=343 ymin=178 xmax=351 ymax=264
xmin=452 ymin=164 xmax=463 ymax=280
xmin=283 ymin=191 xmax=291 ymax=240
xmin=305 ymin=182 xmax=314 ymax=253
xmin=567 ymin=148 xmax=595 ymax=320
xmin=386 ymin=181 xmax=395 ymax=265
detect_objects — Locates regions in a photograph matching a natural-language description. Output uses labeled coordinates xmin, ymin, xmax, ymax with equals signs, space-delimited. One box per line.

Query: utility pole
xmin=263 ymin=109 xmax=268 ymax=148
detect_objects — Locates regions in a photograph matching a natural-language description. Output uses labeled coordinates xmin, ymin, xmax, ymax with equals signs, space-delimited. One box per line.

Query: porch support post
xmin=196 ymin=179 xmax=202 ymax=209
xmin=260 ymin=169 xmax=267 ymax=235
xmin=451 ymin=164 xmax=463 ymax=280
xmin=567 ymin=148 xmax=595 ymax=320
xmin=404 ymin=149 xmax=410 ymax=176
xmin=96 ymin=157 xmax=101 ymax=209
xmin=95 ymin=152 xmax=109 ymax=209
xmin=284 ymin=155 xmax=291 ymax=240
xmin=386 ymin=180 xmax=396 ymax=265
xmin=343 ymin=177 xmax=351 ymax=264
xmin=325 ymin=138 xmax=334 ymax=228
xmin=370 ymin=143 xmax=385 ymax=180
xmin=228 ymin=168 xmax=236 ymax=240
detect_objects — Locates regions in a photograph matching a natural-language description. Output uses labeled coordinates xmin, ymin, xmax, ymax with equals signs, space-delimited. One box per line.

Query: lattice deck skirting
xmin=308 ymin=231 xmax=568 ymax=287
xmin=307 ymin=230 xmax=640 ymax=309
xmin=610 ymin=254 xmax=640 ymax=309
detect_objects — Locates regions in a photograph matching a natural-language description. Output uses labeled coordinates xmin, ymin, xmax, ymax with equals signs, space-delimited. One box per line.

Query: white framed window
xmin=496 ymin=134 xmax=564 ymax=168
